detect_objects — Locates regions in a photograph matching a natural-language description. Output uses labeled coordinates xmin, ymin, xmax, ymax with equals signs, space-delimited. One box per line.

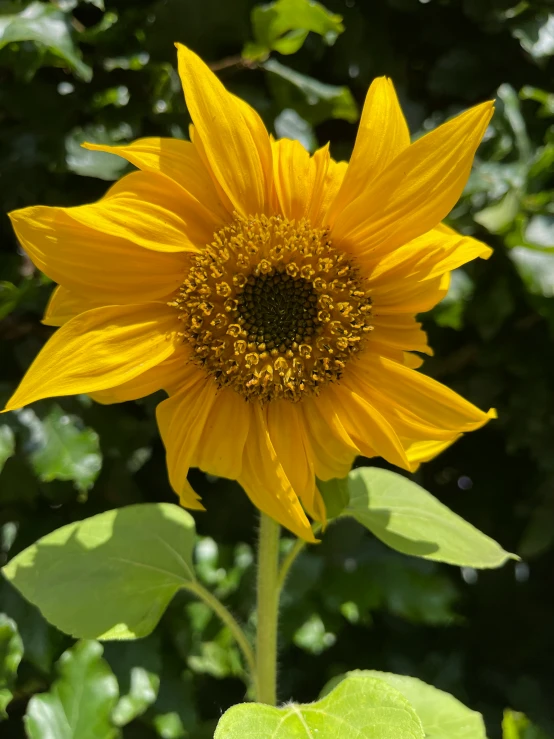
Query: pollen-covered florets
xmin=171 ymin=213 xmax=373 ymax=402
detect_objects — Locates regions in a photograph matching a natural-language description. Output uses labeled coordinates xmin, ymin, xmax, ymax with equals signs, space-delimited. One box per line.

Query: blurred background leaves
xmin=1 ymin=0 xmax=554 ymax=737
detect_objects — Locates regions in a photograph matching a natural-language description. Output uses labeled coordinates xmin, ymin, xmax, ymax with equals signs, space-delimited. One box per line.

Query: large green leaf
xmin=317 ymin=475 xmax=350 ymax=519
xmin=322 ymin=671 xmax=487 ymax=739
xmin=24 ymin=640 xmax=119 ymax=739
xmin=343 ymin=468 xmax=516 ymax=568
xmin=0 ymin=615 xmax=23 ymax=718
xmin=17 ymin=406 xmax=102 ymax=493
xmin=214 ymin=673 xmax=424 ymax=738
xmin=2 ymin=503 xmax=196 ymax=639
xmin=264 ymin=58 xmax=358 ymax=125
xmin=0 ymin=1 xmax=91 ymax=80
xmin=243 ymin=0 xmax=344 ymax=61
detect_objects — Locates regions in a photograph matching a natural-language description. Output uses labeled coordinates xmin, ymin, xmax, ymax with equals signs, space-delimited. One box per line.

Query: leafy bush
xmin=1 ymin=0 xmax=553 ymax=736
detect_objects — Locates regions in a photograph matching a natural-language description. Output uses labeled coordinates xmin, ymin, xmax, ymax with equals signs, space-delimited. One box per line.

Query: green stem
xmin=255 ymin=513 xmax=281 ymax=705
xmin=184 ymin=580 xmax=256 ymax=679
xmin=277 ymin=524 xmax=322 ymax=596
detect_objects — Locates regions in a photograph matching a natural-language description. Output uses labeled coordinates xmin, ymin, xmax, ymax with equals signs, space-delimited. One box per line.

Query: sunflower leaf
xmin=243 ymin=0 xmax=344 ymax=62
xmin=321 ymin=671 xmax=487 ymax=739
xmin=24 ymin=640 xmax=119 ymax=739
xmin=214 ymin=673 xmax=424 ymax=738
xmin=343 ymin=467 xmax=517 ymax=568
xmin=317 ymin=475 xmax=350 ymax=519
xmin=2 ymin=503 xmax=196 ymax=640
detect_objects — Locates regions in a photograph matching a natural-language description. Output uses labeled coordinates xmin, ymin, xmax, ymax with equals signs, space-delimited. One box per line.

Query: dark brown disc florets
xmin=171 ymin=214 xmax=373 ymax=402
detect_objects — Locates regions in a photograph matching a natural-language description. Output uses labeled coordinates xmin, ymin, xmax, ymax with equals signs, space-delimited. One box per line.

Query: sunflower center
xmin=237 ymin=270 xmax=318 ymax=350
xmin=172 ymin=214 xmax=373 ymax=402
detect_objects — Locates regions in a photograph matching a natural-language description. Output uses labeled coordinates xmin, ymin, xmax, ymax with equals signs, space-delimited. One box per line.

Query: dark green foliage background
xmin=1 ymin=0 xmax=554 ymax=736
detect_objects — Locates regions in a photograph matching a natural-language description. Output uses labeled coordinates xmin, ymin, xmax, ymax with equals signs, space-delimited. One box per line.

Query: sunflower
xmin=6 ymin=44 xmax=495 ymax=541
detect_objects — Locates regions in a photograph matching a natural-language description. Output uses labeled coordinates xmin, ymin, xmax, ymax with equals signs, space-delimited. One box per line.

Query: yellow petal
xmin=301 ymin=395 xmax=357 ymax=481
xmin=43 ymin=286 xmax=103 ymax=327
xmin=267 ymin=400 xmax=325 ymax=523
xmin=176 ymin=43 xmax=272 ymax=216
xmin=82 ymin=137 xmax=229 ymax=226
xmin=90 ymin=348 xmax=190 ymax=404
xmin=404 ymin=438 xmax=460 ymax=471
xmin=328 ymin=76 xmax=409 ymax=224
xmin=5 ymin=303 xmax=179 ymax=411
xmin=68 ymin=170 xmax=211 ymax=253
xmin=240 ymin=405 xmax=316 ymax=542
xmin=10 ymin=200 xmax=186 ymax=305
xmin=156 ymin=371 xmax=218 ymax=509
xmin=371 ymin=273 xmax=450 ymax=315
xmin=270 ymin=139 xmax=346 ymax=231
xmin=313 ymin=155 xmax=348 ymax=226
xmin=325 ymin=383 xmax=411 ymax=470
xmin=271 ymin=138 xmax=317 ymax=222
xmin=191 ymin=388 xmax=251 ymax=480
xmin=367 ymin=225 xmax=492 ymax=285
xmin=348 ymin=355 xmax=495 ymax=433
xmin=189 ymin=124 xmax=235 ymax=214
xmin=357 ymin=382 xmax=460 ymax=442
xmin=334 ymin=101 xmax=494 ymax=256
xmin=403 ymin=352 xmax=425 ymax=369
xmin=371 ymin=314 xmax=432 ymax=355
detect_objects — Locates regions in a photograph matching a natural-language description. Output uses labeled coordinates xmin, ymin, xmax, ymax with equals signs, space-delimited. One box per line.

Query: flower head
xmin=6 ymin=44 xmax=495 ymax=541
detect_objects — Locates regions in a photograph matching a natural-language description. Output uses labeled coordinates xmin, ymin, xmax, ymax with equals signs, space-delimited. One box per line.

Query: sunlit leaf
xmin=16 ymin=405 xmax=102 ymax=493
xmin=24 ymin=640 xmax=119 ymax=739
xmin=2 ymin=503 xmax=196 ymax=639
xmin=322 ymin=671 xmax=487 ymax=739
xmin=0 ymin=1 xmax=91 ymax=80
xmin=214 ymin=673 xmax=424 ymax=738
xmin=343 ymin=467 xmax=517 ymax=568
xmin=243 ymin=0 xmax=344 ymax=61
